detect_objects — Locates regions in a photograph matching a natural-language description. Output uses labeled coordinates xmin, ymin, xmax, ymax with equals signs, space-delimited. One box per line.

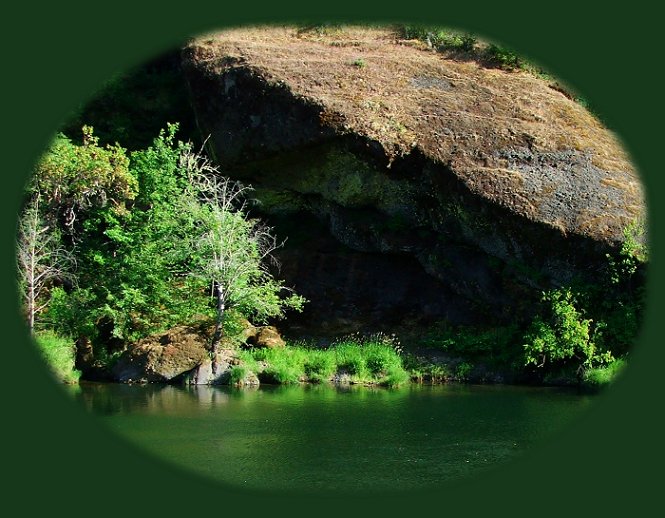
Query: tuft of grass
xmin=34 ymin=330 xmax=81 ymax=384
xmin=334 ymin=342 xmax=368 ymax=377
xmin=260 ymin=364 xmax=302 ymax=384
xmin=381 ymin=365 xmax=410 ymax=387
xmin=364 ymin=342 xmax=403 ymax=375
xmin=583 ymin=358 xmax=627 ymax=387
xmin=236 ymin=349 xmax=261 ymax=372
xmin=229 ymin=365 xmax=249 ymax=385
xmin=304 ymin=350 xmax=336 ymax=383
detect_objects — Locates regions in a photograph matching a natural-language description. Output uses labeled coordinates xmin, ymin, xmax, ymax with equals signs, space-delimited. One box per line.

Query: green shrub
xmin=242 ymin=334 xmax=409 ymax=386
xmin=436 ymin=31 xmax=477 ymax=52
xmin=455 ymin=361 xmax=473 ymax=380
xmin=34 ymin=331 xmax=80 ymax=384
xmin=583 ymin=358 xmax=627 ymax=387
xmin=427 ymin=364 xmax=451 ymax=383
xmin=591 ymin=221 xmax=647 ymax=355
xmin=484 ymin=44 xmax=523 ymax=70
xmin=523 ymin=289 xmax=613 ymax=375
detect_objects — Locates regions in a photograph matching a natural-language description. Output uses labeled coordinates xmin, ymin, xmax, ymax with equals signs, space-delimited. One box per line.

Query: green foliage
xmin=229 ymin=365 xmax=250 ymax=385
xmin=454 ymin=361 xmax=473 ymax=380
xmin=364 ymin=342 xmax=403 ymax=375
xmin=523 ymin=288 xmax=613 ymax=374
xmin=381 ymin=366 xmax=410 ymax=388
xmin=303 ymin=350 xmax=336 ymax=383
xmin=575 ymin=220 xmax=647 ymax=357
xmin=25 ymin=125 xmax=218 ymax=366
xmin=35 ymin=123 xmax=294 ymax=360
xmin=398 ymin=25 xmax=478 ymax=52
xmin=398 ymin=24 xmax=569 ymax=81
xmin=68 ymin=125 xmax=212 ymax=345
xmin=334 ymin=342 xmax=367 ymax=376
xmin=236 ymin=349 xmax=261 ymax=373
xmin=606 ymin=222 xmax=647 ymax=283
xmin=398 ymin=25 xmax=477 ymax=52
xmin=180 ymin=152 xmax=307 ymax=344
xmin=260 ymin=365 xmax=302 ymax=384
xmin=239 ymin=334 xmax=408 ymax=386
xmin=518 ymin=221 xmax=645 ymax=384
xmin=483 ymin=44 xmax=523 ymax=70
xmin=34 ymin=330 xmax=80 ymax=384
xmin=437 ymin=32 xmax=477 ymax=52
xmin=31 ymin=127 xmax=136 ymax=231
xmin=43 ymin=287 xmax=97 ymax=338
xmin=582 ymin=358 xmax=627 ymax=388
xmin=426 ymin=363 xmax=451 ymax=383
xmin=350 ymin=58 xmax=367 ymax=68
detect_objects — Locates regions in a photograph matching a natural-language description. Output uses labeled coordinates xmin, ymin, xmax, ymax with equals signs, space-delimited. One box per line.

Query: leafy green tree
xmin=57 ymin=125 xmax=212 ymax=345
xmin=30 ymin=126 xmax=136 ymax=234
xmin=179 ymin=148 xmax=307 ymax=349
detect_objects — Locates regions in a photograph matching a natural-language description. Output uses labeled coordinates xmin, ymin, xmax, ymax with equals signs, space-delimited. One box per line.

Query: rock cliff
xmin=181 ymin=26 xmax=645 ymax=334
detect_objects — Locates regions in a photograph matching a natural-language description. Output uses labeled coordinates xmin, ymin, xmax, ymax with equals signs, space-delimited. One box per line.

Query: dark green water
xmin=74 ymin=382 xmax=593 ymax=494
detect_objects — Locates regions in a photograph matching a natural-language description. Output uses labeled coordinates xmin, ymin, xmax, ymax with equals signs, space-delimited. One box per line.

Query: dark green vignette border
xmin=2 ymin=1 xmax=662 ymax=515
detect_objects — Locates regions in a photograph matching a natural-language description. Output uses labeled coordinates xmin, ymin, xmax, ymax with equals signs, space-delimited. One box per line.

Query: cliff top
xmin=186 ymin=25 xmax=645 ymax=243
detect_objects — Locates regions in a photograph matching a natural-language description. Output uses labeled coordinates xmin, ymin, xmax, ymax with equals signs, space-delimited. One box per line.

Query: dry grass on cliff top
xmin=188 ymin=25 xmax=645 ymax=240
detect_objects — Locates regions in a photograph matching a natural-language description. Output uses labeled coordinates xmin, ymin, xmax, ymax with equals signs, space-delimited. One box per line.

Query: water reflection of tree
xmin=75 ymin=383 xmax=237 ymax=416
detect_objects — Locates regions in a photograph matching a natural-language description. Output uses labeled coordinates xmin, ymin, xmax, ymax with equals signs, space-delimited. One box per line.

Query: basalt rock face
xmin=181 ymin=26 xmax=646 ymax=334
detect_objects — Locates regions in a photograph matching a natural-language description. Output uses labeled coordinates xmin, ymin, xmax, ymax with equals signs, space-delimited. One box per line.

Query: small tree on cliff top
xmin=179 ymin=148 xmax=306 ymax=349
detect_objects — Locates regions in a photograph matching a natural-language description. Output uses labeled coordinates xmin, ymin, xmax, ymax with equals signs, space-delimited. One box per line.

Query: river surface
xmin=74 ymin=382 xmax=593 ymax=493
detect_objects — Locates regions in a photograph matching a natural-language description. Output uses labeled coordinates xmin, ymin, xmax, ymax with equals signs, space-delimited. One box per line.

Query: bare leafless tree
xmin=16 ymin=193 xmax=75 ymax=333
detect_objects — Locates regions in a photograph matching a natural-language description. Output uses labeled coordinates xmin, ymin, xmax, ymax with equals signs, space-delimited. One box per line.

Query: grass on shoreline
xmin=235 ymin=334 xmax=410 ymax=387
xmin=231 ymin=336 xmax=625 ymax=389
xmin=34 ymin=330 xmax=81 ymax=384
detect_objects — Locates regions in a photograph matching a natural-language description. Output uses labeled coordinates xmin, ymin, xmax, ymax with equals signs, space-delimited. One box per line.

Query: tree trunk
xmin=27 ymin=280 xmax=35 ymax=334
xmin=212 ymin=291 xmax=226 ymax=353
